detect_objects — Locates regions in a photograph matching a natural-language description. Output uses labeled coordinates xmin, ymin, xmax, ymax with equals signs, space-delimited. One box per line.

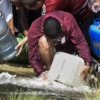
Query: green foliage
xmin=7 ymin=93 xmax=46 ymax=100
xmin=5 ymin=90 xmax=53 ymax=100
xmin=84 ymin=90 xmax=100 ymax=100
xmin=84 ymin=73 xmax=100 ymax=100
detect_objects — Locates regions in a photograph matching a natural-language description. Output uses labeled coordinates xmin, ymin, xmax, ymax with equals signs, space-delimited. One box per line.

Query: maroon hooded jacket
xmin=41 ymin=0 xmax=91 ymax=22
xmin=28 ymin=11 xmax=93 ymax=76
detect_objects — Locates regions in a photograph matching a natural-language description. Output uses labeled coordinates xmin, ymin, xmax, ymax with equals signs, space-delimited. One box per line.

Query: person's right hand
xmin=15 ymin=36 xmax=28 ymax=56
xmin=79 ymin=65 xmax=91 ymax=81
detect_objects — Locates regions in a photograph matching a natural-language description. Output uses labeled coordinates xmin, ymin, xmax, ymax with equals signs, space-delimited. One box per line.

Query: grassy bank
xmin=84 ymin=73 xmax=100 ymax=100
xmin=0 ymin=92 xmax=63 ymax=100
xmin=84 ymin=90 xmax=100 ymax=100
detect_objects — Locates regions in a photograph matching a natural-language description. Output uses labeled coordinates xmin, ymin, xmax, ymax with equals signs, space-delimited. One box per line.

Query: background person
xmin=9 ymin=0 xmax=29 ymax=56
xmin=0 ymin=0 xmax=15 ymax=34
xmin=0 ymin=0 xmax=29 ymax=57
xmin=10 ymin=0 xmax=41 ymax=56
xmin=21 ymin=0 xmax=90 ymax=22
xmin=28 ymin=11 xmax=93 ymax=82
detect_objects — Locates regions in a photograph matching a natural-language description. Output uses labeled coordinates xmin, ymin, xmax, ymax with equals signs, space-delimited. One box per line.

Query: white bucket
xmin=48 ymin=52 xmax=91 ymax=86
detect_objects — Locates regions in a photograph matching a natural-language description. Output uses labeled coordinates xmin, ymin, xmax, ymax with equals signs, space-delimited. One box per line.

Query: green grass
xmin=84 ymin=90 xmax=100 ymax=100
xmin=5 ymin=92 xmax=52 ymax=100
xmin=84 ymin=73 xmax=100 ymax=100
xmin=8 ymin=93 xmax=45 ymax=100
xmin=4 ymin=89 xmax=57 ymax=100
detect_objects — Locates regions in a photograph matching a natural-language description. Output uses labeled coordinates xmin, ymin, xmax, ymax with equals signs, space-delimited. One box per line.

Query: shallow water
xmin=0 ymin=72 xmax=94 ymax=100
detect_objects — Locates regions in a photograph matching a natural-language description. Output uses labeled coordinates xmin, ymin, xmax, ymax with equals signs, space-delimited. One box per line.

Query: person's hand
xmin=15 ymin=36 xmax=28 ymax=56
xmin=38 ymin=72 xmax=52 ymax=84
xmin=0 ymin=61 xmax=7 ymax=63
xmin=80 ymin=65 xmax=91 ymax=81
xmin=97 ymin=25 xmax=100 ymax=29
xmin=92 ymin=2 xmax=100 ymax=13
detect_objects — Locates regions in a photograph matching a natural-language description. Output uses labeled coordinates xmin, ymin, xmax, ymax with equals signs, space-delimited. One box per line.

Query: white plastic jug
xmin=48 ymin=52 xmax=91 ymax=86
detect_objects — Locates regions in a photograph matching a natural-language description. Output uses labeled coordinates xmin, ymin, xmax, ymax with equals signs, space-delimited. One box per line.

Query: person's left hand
xmin=79 ymin=65 xmax=91 ymax=81
xmin=97 ymin=25 xmax=100 ymax=29
xmin=38 ymin=72 xmax=52 ymax=84
xmin=15 ymin=36 xmax=28 ymax=56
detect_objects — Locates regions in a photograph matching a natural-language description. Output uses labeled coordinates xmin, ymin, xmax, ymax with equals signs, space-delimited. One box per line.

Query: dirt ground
xmin=0 ymin=62 xmax=37 ymax=77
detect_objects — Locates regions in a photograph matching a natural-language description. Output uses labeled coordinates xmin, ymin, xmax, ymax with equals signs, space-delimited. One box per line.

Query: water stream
xmin=0 ymin=72 xmax=94 ymax=100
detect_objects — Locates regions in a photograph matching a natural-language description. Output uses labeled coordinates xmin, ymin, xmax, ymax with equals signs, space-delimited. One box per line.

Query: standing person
xmin=10 ymin=0 xmax=41 ymax=56
xmin=9 ymin=0 xmax=29 ymax=56
xmin=0 ymin=0 xmax=29 ymax=56
xmin=0 ymin=0 xmax=15 ymax=34
xmin=0 ymin=0 xmax=15 ymax=63
xmin=28 ymin=11 xmax=93 ymax=82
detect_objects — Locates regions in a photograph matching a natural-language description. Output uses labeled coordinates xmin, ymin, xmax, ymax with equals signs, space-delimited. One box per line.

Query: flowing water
xmin=0 ymin=72 xmax=94 ymax=100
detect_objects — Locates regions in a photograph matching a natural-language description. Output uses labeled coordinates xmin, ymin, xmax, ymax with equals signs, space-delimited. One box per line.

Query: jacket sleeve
xmin=28 ymin=26 xmax=44 ymax=76
xmin=69 ymin=16 xmax=93 ymax=66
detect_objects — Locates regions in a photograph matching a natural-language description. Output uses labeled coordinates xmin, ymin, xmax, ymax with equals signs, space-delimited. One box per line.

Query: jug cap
xmin=94 ymin=17 xmax=100 ymax=25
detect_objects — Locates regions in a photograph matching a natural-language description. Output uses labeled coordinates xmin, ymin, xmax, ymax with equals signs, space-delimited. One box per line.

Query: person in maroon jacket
xmin=21 ymin=0 xmax=90 ymax=22
xmin=21 ymin=0 xmax=100 ymax=58
xmin=28 ymin=11 xmax=93 ymax=82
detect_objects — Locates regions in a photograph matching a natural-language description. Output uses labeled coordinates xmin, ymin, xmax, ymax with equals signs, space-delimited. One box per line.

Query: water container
xmin=89 ymin=18 xmax=100 ymax=58
xmin=48 ymin=52 xmax=90 ymax=86
xmin=0 ymin=17 xmax=19 ymax=61
xmin=9 ymin=33 xmax=29 ymax=63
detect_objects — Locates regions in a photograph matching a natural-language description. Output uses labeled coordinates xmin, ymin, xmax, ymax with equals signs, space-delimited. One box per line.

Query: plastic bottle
xmin=89 ymin=17 xmax=100 ymax=58
xmin=0 ymin=17 xmax=19 ymax=61
xmin=88 ymin=0 xmax=100 ymax=13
